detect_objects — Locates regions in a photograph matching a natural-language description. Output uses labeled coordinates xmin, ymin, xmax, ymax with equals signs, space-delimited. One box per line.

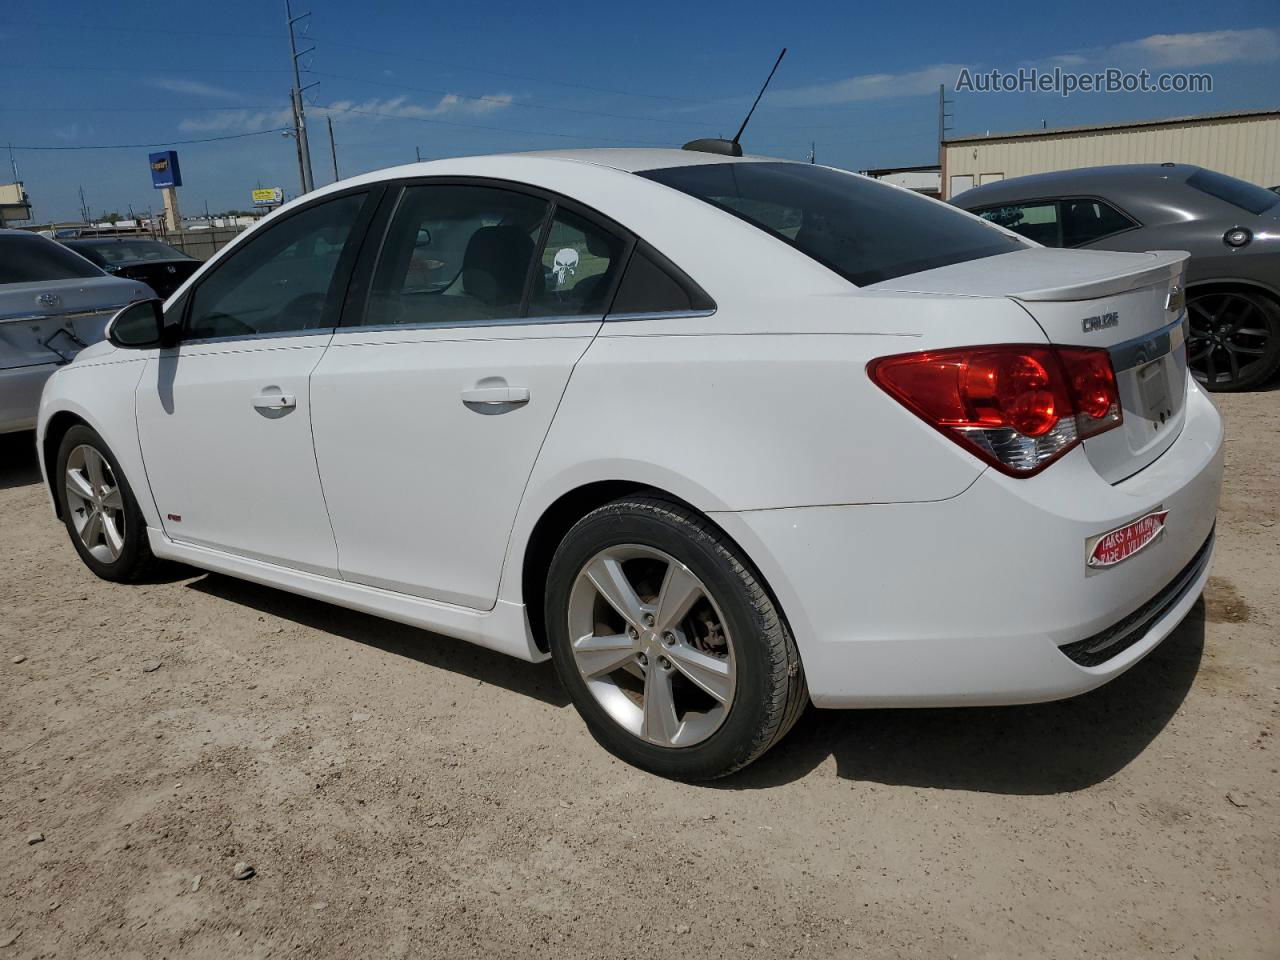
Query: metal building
xmin=941 ymin=108 xmax=1280 ymax=200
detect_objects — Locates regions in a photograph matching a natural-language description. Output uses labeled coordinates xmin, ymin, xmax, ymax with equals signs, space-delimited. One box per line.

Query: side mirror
xmin=106 ymin=299 xmax=165 ymax=349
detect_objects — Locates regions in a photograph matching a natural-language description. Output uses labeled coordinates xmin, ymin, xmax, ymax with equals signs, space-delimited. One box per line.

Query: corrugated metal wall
xmin=943 ymin=114 xmax=1280 ymax=199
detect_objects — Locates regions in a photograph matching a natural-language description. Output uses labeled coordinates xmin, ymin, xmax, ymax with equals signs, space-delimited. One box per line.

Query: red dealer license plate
xmin=1088 ymin=510 xmax=1169 ymax=568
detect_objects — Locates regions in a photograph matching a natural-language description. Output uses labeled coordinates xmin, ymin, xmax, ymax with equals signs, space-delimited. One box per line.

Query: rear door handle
xmin=460 ymin=385 xmax=530 ymax=406
xmin=251 ymin=392 xmax=296 ymax=411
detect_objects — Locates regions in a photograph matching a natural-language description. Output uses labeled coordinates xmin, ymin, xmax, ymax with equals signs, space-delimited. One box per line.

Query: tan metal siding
xmin=944 ymin=115 xmax=1280 ymax=198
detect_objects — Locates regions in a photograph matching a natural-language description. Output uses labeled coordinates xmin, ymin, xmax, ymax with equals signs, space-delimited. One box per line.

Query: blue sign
xmin=149 ymin=151 xmax=182 ymax=189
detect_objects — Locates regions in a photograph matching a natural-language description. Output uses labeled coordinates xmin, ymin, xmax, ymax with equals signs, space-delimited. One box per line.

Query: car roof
xmin=495 ymin=147 xmax=783 ymax=173
xmin=953 ymin=163 xmax=1203 ymax=207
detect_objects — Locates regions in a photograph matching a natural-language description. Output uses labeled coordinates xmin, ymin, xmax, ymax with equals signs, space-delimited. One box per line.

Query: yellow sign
xmin=251 ymin=187 xmax=284 ymax=206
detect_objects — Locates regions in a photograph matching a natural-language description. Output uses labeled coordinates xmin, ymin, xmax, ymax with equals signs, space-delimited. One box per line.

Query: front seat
xmin=461 ymin=225 xmax=540 ymax=316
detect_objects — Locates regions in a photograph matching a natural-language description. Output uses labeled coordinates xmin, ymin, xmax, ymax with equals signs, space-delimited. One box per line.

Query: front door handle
xmin=461 ymin=385 xmax=530 ymax=407
xmin=251 ymin=392 xmax=296 ymax=411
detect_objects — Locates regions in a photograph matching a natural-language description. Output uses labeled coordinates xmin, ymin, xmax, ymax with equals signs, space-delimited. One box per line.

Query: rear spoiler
xmin=1011 ymin=250 xmax=1189 ymax=303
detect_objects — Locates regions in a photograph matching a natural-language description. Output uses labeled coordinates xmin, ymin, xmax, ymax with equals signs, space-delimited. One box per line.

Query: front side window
xmin=641 ymin=162 xmax=1020 ymax=286
xmin=363 ymin=184 xmax=549 ymax=327
xmin=0 ymin=235 xmax=104 ymax=283
xmin=976 ymin=202 xmax=1062 ymax=247
xmin=186 ymin=193 xmax=365 ymax=339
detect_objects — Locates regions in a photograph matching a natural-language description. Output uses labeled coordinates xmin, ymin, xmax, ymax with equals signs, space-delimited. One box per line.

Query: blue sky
xmin=4 ymin=0 xmax=1278 ymax=221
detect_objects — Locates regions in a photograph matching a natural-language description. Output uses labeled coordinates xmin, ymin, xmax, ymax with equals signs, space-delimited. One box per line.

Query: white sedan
xmin=36 ymin=148 xmax=1223 ymax=779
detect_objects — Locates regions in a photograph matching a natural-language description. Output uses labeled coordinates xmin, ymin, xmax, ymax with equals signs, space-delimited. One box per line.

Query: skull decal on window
xmin=552 ymin=247 xmax=579 ymax=286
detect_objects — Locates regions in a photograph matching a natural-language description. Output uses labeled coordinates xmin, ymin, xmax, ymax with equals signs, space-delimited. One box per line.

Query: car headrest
xmin=462 ymin=225 xmax=535 ymax=307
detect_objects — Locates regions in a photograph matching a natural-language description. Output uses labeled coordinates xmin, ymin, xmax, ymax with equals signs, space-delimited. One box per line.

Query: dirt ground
xmin=1 ymin=392 xmax=1277 ymax=960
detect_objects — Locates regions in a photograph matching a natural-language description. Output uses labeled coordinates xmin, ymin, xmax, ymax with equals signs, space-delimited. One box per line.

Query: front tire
xmin=545 ymin=495 xmax=807 ymax=780
xmin=55 ymin=424 xmax=157 ymax=582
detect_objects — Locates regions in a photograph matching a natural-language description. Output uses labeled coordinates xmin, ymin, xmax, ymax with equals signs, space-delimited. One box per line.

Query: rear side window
xmin=1185 ymin=169 xmax=1280 ymax=215
xmin=975 ymin=202 xmax=1061 ymax=246
xmin=1061 ymin=199 xmax=1135 ymax=246
xmin=609 ymin=246 xmax=714 ymax=315
xmin=0 ymin=235 xmax=104 ymax=283
xmin=640 ymin=162 xmax=1020 ymax=286
xmin=363 ymin=184 xmax=549 ymax=327
xmin=527 ymin=208 xmax=625 ymax=318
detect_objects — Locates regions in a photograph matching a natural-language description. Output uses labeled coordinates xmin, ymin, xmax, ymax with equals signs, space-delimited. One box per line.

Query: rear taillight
xmin=868 ymin=344 xmax=1122 ymax=477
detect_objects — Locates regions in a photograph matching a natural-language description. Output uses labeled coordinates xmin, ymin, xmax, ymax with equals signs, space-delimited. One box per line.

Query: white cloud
xmin=149 ymin=77 xmax=243 ymax=100
xmin=179 ymin=92 xmax=515 ymax=132
xmin=770 ymin=64 xmax=965 ymax=106
xmin=765 ymin=27 xmax=1279 ymax=108
xmin=1099 ymin=28 xmax=1280 ymax=68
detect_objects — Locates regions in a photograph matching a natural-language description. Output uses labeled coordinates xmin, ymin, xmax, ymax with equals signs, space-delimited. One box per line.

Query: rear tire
xmin=545 ymin=495 xmax=807 ymax=780
xmin=55 ymin=424 xmax=157 ymax=583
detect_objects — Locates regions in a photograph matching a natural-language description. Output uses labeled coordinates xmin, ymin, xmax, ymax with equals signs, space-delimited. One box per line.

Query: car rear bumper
xmin=0 ymin=362 xmax=59 ymax=434
xmin=712 ymin=379 xmax=1224 ymax=708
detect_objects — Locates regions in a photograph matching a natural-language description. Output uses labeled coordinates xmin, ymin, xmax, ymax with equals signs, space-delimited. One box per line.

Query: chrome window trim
xmin=1108 ymin=313 xmax=1187 ymax=372
xmin=1 ymin=304 xmax=131 ymax=325
xmin=603 ymin=308 xmax=717 ymax=323
xmin=334 ymin=313 xmax=605 ymax=335
xmin=174 ymin=328 xmax=336 ymax=348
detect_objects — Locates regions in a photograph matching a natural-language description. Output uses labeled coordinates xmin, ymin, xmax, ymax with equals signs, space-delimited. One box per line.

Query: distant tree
xmin=99 ymin=211 xmax=121 ymax=225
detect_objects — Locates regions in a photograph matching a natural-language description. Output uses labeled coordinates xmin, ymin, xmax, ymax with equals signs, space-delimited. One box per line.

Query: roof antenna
xmin=683 ymin=47 xmax=787 ymax=157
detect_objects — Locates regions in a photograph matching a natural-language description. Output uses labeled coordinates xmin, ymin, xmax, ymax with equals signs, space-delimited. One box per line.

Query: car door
xmin=309 ymin=180 xmax=628 ymax=608
xmin=135 ymin=188 xmax=379 ymax=575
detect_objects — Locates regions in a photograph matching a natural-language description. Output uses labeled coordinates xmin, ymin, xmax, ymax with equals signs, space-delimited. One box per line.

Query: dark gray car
xmin=953 ymin=164 xmax=1280 ymax=391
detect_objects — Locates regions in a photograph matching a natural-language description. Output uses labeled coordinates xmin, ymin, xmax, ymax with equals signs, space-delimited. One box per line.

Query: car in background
xmin=953 ymin=164 xmax=1280 ymax=391
xmin=36 ymin=150 xmax=1221 ymax=779
xmin=61 ymin=236 xmax=201 ymax=299
xmin=1 ymin=229 xmax=154 ymax=433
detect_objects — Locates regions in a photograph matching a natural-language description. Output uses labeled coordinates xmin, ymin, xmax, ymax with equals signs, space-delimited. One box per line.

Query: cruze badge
xmin=1082 ymin=311 xmax=1119 ymax=333
xmin=37 ymin=292 xmax=61 ymax=307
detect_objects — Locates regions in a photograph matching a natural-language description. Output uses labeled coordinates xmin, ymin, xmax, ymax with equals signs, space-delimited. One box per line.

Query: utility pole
xmin=327 ymin=115 xmax=339 ymax=181
xmin=286 ymin=0 xmax=316 ymax=193
xmin=937 ymin=83 xmax=954 ymax=199
xmin=808 ymin=141 xmax=815 ymax=164
xmin=415 ymin=145 xmax=422 ymax=163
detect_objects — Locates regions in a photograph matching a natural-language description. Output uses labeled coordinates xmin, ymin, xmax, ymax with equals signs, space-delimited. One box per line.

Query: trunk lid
xmin=871 ymin=247 xmax=1190 ymax=483
xmin=0 ymin=275 xmax=152 ymax=371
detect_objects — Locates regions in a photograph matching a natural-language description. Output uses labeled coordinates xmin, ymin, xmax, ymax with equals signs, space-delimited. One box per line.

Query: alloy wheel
xmin=64 ymin=444 xmax=126 ymax=563
xmin=567 ymin=544 xmax=736 ymax=748
xmin=1186 ymin=292 xmax=1272 ymax=387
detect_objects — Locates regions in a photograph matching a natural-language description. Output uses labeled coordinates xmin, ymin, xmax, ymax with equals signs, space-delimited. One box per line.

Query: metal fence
xmin=161 ymin=226 xmax=250 ymax=260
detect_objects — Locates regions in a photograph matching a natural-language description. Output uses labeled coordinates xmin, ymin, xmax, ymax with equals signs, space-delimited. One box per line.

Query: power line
xmin=0 ymin=104 xmax=282 ymax=113
xmin=10 ymin=128 xmax=292 ymax=151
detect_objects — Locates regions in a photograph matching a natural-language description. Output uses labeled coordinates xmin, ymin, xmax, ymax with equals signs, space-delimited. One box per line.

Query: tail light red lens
xmin=868 ymin=344 xmax=1122 ymax=476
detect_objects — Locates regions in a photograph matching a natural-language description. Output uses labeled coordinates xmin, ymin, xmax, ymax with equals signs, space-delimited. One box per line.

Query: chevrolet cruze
xmin=36 ymin=149 xmax=1223 ymax=779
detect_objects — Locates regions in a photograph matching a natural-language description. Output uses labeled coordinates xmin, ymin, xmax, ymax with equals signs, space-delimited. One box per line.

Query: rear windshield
xmin=69 ymin=239 xmax=187 ymax=264
xmin=0 ymin=235 xmax=104 ymax=283
xmin=1185 ymin=169 xmax=1280 ymax=216
xmin=640 ymin=161 xmax=1021 ymax=286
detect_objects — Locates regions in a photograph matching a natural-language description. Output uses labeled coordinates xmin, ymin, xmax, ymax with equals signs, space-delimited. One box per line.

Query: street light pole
xmin=327 ymin=115 xmax=339 ymax=182
xmin=286 ymin=0 xmax=315 ymax=194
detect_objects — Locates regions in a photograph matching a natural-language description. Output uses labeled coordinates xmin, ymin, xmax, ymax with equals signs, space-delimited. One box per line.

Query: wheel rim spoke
xmin=101 ymin=487 xmax=124 ymax=511
xmin=583 ymin=555 xmax=647 ymax=628
xmin=84 ymin=449 xmax=105 ymax=491
xmin=641 ymin=668 xmax=680 ymax=746
xmin=102 ymin=515 xmax=125 ymax=558
xmin=65 ymin=467 xmax=94 ymax=503
xmin=573 ymin=633 xmax=636 ymax=678
xmin=653 ymin=562 xmax=703 ymax=633
xmin=80 ymin=511 xmax=103 ymax=550
xmin=666 ymin=643 xmax=732 ymax=704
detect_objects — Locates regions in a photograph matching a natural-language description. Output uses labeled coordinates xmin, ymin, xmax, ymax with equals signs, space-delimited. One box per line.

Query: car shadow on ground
xmin=0 ymin=430 xmax=42 ymax=490
xmin=187 ymin=573 xmax=570 ymax=708
xmin=716 ymin=605 xmax=1206 ymax=795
